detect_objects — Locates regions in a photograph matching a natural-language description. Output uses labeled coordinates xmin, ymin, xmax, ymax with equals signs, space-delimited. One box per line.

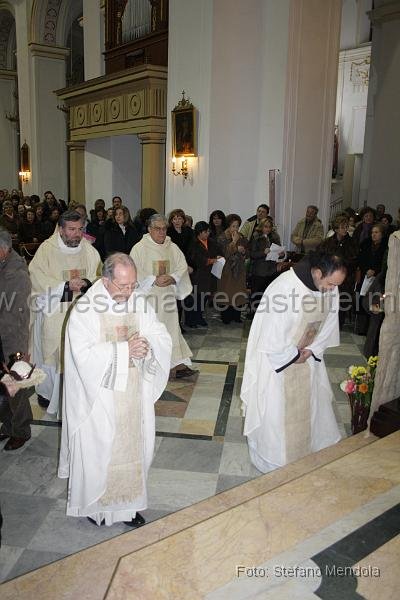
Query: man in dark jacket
xmin=0 ymin=228 xmax=33 ymax=450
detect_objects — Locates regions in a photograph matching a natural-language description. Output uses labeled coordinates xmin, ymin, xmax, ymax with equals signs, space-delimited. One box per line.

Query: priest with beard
xmin=29 ymin=210 xmax=101 ymax=414
xmin=241 ymin=252 xmax=346 ymax=473
xmin=58 ymin=253 xmax=171 ymax=526
xmin=130 ymin=214 xmax=197 ymax=379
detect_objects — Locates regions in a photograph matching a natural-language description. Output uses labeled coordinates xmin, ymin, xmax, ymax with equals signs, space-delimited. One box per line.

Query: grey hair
xmin=58 ymin=210 xmax=84 ymax=228
xmin=0 ymin=227 xmax=12 ymax=250
xmin=148 ymin=213 xmax=167 ymax=228
xmin=307 ymin=205 xmax=319 ymax=213
xmin=102 ymin=252 xmax=136 ymax=279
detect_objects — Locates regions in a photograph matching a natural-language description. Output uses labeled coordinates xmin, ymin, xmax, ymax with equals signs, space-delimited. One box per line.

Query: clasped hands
xmin=69 ymin=277 xmax=87 ymax=292
xmin=295 ymin=347 xmax=313 ymax=364
xmin=154 ymin=274 xmax=175 ymax=287
xmin=128 ymin=333 xmax=150 ymax=360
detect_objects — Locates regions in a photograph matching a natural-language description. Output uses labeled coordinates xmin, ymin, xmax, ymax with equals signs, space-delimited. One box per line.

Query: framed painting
xmin=172 ymin=99 xmax=197 ymax=157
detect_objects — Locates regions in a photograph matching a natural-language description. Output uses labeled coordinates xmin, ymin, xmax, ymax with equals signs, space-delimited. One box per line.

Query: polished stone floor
xmin=0 ymin=310 xmax=365 ymax=584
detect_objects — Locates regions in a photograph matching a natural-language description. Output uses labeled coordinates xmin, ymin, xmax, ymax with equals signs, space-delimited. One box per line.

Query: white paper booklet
xmin=211 ymin=257 xmax=226 ymax=279
xmin=266 ymin=243 xmax=286 ymax=262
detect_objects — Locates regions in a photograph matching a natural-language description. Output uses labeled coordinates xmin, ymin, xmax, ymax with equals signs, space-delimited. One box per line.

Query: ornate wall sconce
xmin=19 ymin=142 xmax=30 ymax=183
xmin=172 ymin=156 xmax=189 ymax=179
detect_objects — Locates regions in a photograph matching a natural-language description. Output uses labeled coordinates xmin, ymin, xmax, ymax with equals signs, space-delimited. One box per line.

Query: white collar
xmin=57 ymin=233 xmax=82 ymax=254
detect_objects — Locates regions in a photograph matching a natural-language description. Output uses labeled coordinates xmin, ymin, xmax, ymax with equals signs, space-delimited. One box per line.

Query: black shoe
xmin=37 ymin=395 xmax=50 ymax=408
xmin=124 ymin=512 xmax=146 ymax=528
xmin=198 ymin=319 xmax=208 ymax=327
xmin=87 ymin=516 xmax=105 ymax=526
xmin=175 ymin=366 xmax=199 ymax=379
xmin=4 ymin=436 xmax=31 ymax=451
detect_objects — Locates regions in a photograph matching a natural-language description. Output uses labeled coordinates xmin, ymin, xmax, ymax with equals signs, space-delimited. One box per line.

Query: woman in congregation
xmin=87 ymin=206 xmax=107 ymax=260
xmin=354 ymin=222 xmax=388 ymax=336
xmin=167 ymin=209 xmax=194 ymax=259
xmin=208 ymin=210 xmax=226 ymax=246
xmin=103 ymin=205 xmax=141 ymax=256
xmin=319 ymin=214 xmax=358 ymax=328
xmin=249 ymin=216 xmax=284 ymax=315
xmin=18 ymin=208 xmax=40 ymax=243
xmin=352 ymin=206 xmax=375 ymax=245
xmin=217 ymin=214 xmax=248 ymax=324
xmin=185 ymin=221 xmax=220 ymax=328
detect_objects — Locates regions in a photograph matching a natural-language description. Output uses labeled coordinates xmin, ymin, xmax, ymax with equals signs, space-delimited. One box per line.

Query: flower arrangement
xmin=340 ymin=356 xmax=379 ymax=434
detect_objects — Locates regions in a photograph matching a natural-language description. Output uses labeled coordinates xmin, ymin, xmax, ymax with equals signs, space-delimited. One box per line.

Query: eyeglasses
xmin=111 ymin=280 xmax=139 ymax=293
xmin=152 ymin=226 xmax=167 ymax=232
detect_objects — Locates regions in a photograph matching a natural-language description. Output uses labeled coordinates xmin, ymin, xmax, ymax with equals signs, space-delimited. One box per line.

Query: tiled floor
xmin=0 ymin=310 xmax=365 ymax=584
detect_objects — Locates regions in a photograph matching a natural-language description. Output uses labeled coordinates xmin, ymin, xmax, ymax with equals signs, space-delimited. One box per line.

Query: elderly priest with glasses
xmin=58 ymin=253 xmax=172 ymax=527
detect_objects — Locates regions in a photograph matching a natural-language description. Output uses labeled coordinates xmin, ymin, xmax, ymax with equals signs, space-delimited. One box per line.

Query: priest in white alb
xmin=130 ymin=213 xmax=197 ymax=379
xmin=58 ymin=253 xmax=172 ymax=527
xmin=29 ymin=210 xmax=101 ymax=414
xmin=241 ymin=252 xmax=346 ymax=473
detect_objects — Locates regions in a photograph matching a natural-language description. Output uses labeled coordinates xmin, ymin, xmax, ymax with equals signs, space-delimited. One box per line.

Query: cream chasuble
xmin=59 ymin=280 xmax=172 ymax=525
xmin=241 ymin=268 xmax=341 ymax=473
xmin=130 ymin=234 xmax=192 ymax=367
xmin=29 ymin=231 xmax=101 ymax=413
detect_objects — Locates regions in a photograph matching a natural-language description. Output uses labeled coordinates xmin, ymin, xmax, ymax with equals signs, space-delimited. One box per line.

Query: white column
xmin=360 ymin=0 xmax=400 ymax=216
xmin=13 ymin=0 xmax=35 ymax=195
xmin=280 ymin=0 xmax=342 ymax=244
xmin=0 ymin=71 xmax=18 ymax=189
xmin=29 ymin=44 xmax=69 ymax=201
xmin=83 ymin=0 xmax=105 ymax=80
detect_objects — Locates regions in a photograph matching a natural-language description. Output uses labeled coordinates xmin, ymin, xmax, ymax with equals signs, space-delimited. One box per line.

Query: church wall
xmin=335 ymin=45 xmax=370 ymax=180
xmin=111 ymin=134 xmax=141 ymax=217
xmin=0 ymin=74 xmax=18 ymax=189
xmin=83 ymin=0 xmax=104 ymax=80
xmin=365 ymin=16 xmax=400 ymax=217
xmin=165 ymin=0 xmax=291 ymax=225
xmin=84 ymin=135 xmax=141 ymax=214
xmin=340 ymin=0 xmax=372 ymax=50
xmin=31 ymin=52 xmax=68 ymax=199
xmin=207 ymin=0 xmax=264 ymax=221
xmin=280 ymin=0 xmax=342 ymax=244
xmin=253 ymin=0 xmax=290 ymax=229
xmin=165 ymin=0 xmax=214 ymax=223
xmin=85 ymin=137 xmax=113 ymax=209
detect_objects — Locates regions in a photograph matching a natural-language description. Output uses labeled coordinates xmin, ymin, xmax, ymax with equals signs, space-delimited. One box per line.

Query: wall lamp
xmin=171 ymin=156 xmax=189 ymax=179
xmin=19 ymin=142 xmax=30 ymax=183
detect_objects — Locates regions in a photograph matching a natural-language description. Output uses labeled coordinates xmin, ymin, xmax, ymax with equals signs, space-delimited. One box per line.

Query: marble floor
xmin=0 ymin=309 xmax=365 ymax=585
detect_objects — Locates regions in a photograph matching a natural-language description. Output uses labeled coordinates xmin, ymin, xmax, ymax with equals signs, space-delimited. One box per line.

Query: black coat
xmin=166 ymin=225 xmax=193 ymax=258
xmin=188 ymin=238 xmax=219 ymax=294
xmin=357 ymin=238 xmax=388 ymax=277
xmin=250 ymin=231 xmax=281 ymax=278
xmin=319 ymin=233 xmax=358 ymax=293
xmin=87 ymin=219 xmax=106 ymax=260
xmin=103 ymin=221 xmax=141 ymax=256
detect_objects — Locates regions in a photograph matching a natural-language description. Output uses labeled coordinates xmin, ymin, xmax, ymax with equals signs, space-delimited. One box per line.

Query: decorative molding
xmin=138 ymin=132 xmax=166 ymax=144
xmin=368 ymin=1 xmax=400 ymax=25
xmin=0 ymin=67 xmax=16 ymax=79
xmin=350 ymin=56 xmax=370 ymax=91
xmin=56 ymin=65 xmax=167 ymax=141
xmin=338 ymin=44 xmax=371 ymax=65
xmin=43 ymin=0 xmax=63 ymax=45
xmin=29 ymin=42 xmax=69 ymax=60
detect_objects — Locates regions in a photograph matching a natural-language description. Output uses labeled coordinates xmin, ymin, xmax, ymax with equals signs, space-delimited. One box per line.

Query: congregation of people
xmin=0 ymin=188 xmax=396 ymax=347
xmin=0 ymin=187 xmax=397 ymax=526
